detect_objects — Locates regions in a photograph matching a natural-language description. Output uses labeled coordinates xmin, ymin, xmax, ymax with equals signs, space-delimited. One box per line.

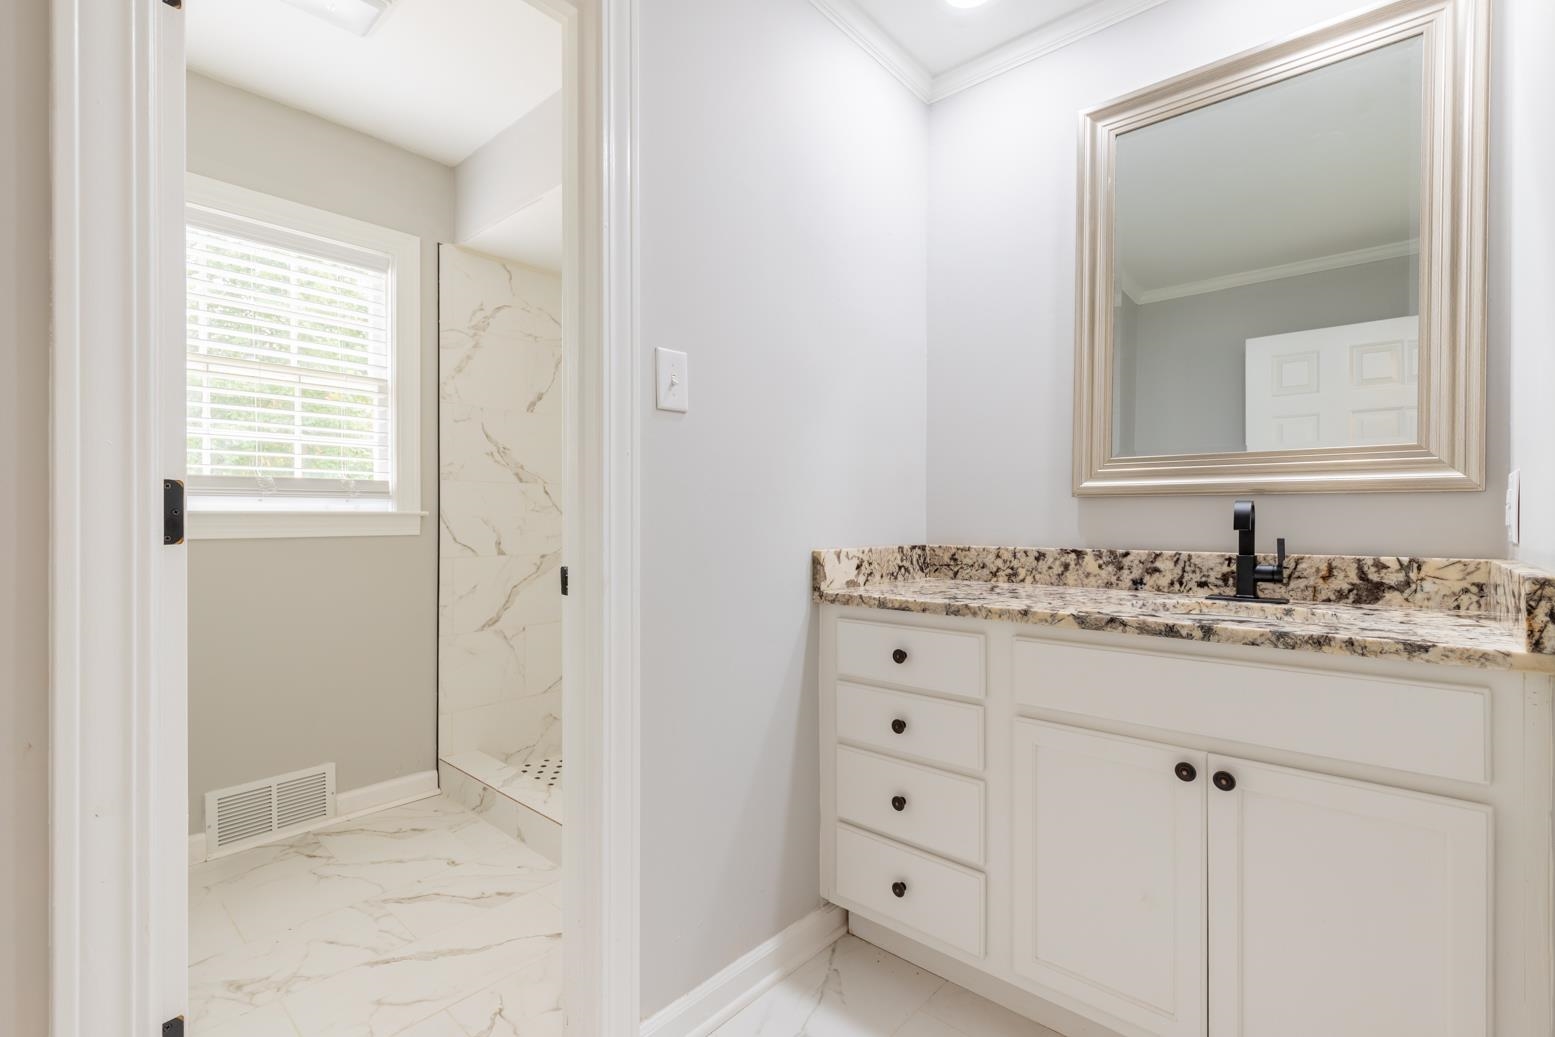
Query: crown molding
xmin=931 ymin=0 xmax=1171 ymax=102
xmin=1127 ymin=238 xmax=1420 ymax=305
xmin=808 ymin=0 xmax=933 ymax=102
xmin=809 ymin=0 xmax=1169 ymax=106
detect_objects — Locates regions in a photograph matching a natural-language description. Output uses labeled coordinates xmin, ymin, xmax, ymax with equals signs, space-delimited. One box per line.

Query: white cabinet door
xmin=1207 ymin=755 xmax=1490 ymax=1037
xmin=1012 ymin=721 xmax=1207 ymax=1037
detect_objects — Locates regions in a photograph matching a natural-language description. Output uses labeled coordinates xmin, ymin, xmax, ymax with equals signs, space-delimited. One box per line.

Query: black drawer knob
xmin=1212 ymin=770 xmax=1237 ymax=792
xmin=1174 ymin=762 xmax=1197 ymax=783
xmin=892 ymin=648 xmax=908 ymax=664
xmin=891 ymin=880 xmax=907 ymax=898
xmin=891 ymin=795 xmax=907 ymax=812
xmin=890 ymin=718 xmax=907 ymax=735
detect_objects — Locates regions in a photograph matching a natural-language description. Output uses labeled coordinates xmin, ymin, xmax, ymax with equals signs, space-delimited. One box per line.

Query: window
xmin=184 ymin=175 xmax=421 ymax=538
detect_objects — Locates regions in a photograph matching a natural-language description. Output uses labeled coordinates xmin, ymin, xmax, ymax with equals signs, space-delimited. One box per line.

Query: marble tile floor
xmin=710 ymin=935 xmax=1063 ymax=1037
xmin=189 ymin=795 xmax=561 ymax=1037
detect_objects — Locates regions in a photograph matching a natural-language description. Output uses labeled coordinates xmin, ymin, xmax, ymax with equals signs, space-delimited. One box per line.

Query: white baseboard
xmin=336 ymin=769 xmax=440 ymax=816
xmin=640 ymin=903 xmax=848 ymax=1037
xmin=188 ymin=768 xmax=440 ymax=865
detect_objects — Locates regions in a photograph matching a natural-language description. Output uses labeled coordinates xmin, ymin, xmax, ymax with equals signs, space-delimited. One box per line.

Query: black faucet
xmin=1208 ymin=499 xmax=1289 ymax=603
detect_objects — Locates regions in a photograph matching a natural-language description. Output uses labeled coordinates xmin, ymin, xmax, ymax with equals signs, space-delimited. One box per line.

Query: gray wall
xmin=638 ymin=0 xmax=929 ymax=1014
xmin=926 ymin=0 xmax=1509 ymax=557
xmin=1117 ymin=255 xmax=1418 ymax=456
xmin=1 ymin=0 xmax=50 ymax=1029
xmin=186 ymin=74 xmax=453 ymax=830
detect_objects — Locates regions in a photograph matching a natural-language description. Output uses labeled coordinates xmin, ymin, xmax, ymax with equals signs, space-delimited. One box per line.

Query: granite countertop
xmin=813 ymin=546 xmax=1555 ymax=672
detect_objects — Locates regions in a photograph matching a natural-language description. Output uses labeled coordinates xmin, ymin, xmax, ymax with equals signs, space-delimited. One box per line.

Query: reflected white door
xmin=1011 ymin=720 xmax=1206 ymax=1037
xmin=1244 ymin=315 xmax=1419 ymax=451
xmin=1206 ymin=755 xmax=1489 ymax=1037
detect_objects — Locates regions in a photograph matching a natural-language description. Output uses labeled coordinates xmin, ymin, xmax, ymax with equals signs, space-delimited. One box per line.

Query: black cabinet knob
xmin=890 ymin=718 xmax=907 ymax=735
xmin=892 ymin=648 xmax=908 ymax=664
xmin=891 ymin=795 xmax=907 ymax=812
xmin=891 ymin=880 xmax=907 ymax=898
xmin=1212 ymin=770 xmax=1237 ymax=792
xmin=1175 ymin=762 xmax=1197 ymax=783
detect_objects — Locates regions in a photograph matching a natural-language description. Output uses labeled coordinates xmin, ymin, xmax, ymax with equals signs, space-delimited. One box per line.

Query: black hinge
xmin=559 ymin=565 xmax=569 ymax=596
xmin=163 ymin=1017 xmax=184 ymax=1037
xmin=163 ymin=479 xmax=185 ymax=545
xmin=162 ymin=0 xmax=182 ymax=8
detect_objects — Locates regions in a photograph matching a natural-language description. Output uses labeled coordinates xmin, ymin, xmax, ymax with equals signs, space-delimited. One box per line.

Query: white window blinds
xmin=185 ymin=209 xmax=395 ymax=503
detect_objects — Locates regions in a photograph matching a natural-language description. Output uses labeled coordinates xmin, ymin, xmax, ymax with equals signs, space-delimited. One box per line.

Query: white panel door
xmin=1244 ymin=315 xmax=1419 ymax=451
xmin=1012 ymin=721 xmax=1206 ymax=1037
xmin=1207 ymin=755 xmax=1490 ymax=1037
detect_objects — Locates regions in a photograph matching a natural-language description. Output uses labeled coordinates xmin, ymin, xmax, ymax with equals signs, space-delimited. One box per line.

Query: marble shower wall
xmin=438 ymin=245 xmax=563 ymax=767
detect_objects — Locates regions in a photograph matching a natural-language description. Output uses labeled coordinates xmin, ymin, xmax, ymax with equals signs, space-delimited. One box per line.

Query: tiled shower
xmin=436 ymin=244 xmax=564 ymax=861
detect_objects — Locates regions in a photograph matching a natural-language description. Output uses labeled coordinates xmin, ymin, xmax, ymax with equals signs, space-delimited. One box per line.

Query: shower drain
xmin=515 ymin=755 xmax=564 ymax=789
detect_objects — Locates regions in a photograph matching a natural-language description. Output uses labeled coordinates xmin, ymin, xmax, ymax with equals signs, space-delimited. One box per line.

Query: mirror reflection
xmin=1111 ymin=37 xmax=1424 ymax=458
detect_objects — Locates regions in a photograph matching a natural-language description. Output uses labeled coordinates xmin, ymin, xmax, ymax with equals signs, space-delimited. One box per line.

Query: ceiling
xmin=1115 ymin=37 xmax=1423 ymax=299
xmin=186 ymin=0 xmax=563 ymax=166
xmin=850 ymin=0 xmax=1104 ymax=76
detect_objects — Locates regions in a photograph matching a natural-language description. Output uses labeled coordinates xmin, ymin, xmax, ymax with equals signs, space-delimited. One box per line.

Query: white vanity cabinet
xmin=1009 ymin=721 xmax=1489 ymax=1037
xmin=819 ymin=605 xmax=1551 ymax=1037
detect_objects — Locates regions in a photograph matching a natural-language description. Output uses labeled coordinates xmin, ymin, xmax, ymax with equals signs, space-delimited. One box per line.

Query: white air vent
xmin=205 ymin=764 xmax=337 ymax=857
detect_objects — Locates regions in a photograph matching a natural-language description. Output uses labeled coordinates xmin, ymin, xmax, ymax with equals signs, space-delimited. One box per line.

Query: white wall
xmin=186 ymin=74 xmax=453 ymax=829
xmin=0 ymin=0 xmax=50 ymax=1030
xmin=637 ymin=0 xmax=929 ymax=1014
xmin=925 ymin=0 xmax=1510 ymax=557
xmin=1498 ymin=0 xmax=1555 ymax=571
xmin=455 ymin=92 xmax=563 ymax=243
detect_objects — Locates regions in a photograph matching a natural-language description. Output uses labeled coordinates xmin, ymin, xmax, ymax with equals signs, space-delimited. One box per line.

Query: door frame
xmin=47 ymin=0 xmax=641 ymax=1032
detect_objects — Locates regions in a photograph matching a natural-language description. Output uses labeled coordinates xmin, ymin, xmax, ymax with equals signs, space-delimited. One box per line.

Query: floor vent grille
xmin=205 ymin=764 xmax=336 ymax=857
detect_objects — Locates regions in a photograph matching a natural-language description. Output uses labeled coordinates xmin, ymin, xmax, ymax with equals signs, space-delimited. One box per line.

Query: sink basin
xmin=1145 ymin=596 xmax=1377 ymax=626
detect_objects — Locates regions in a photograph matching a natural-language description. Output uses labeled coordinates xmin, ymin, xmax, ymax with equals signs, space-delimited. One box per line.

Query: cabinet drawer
xmin=836 ymin=681 xmax=984 ymax=771
xmin=834 ymin=823 xmax=985 ymax=957
xmin=836 ymin=619 xmax=984 ymax=699
xmin=836 ymin=746 xmax=984 ymax=865
xmin=1013 ymin=638 xmax=1490 ymax=784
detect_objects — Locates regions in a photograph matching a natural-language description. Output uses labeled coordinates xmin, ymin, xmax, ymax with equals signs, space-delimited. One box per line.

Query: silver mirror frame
xmin=1073 ymin=0 xmax=1488 ymax=495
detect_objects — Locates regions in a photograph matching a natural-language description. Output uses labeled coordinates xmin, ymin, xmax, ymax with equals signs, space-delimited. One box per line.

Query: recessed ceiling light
xmin=278 ymin=0 xmax=394 ymax=36
xmin=944 ymin=0 xmax=992 ymax=8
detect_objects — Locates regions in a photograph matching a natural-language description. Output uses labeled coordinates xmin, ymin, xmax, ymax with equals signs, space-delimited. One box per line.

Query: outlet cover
xmin=1506 ymin=469 xmax=1521 ymax=545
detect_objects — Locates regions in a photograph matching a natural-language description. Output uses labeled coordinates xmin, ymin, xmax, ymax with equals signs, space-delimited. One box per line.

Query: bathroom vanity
xmin=815 ymin=546 xmax=1555 ymax=1037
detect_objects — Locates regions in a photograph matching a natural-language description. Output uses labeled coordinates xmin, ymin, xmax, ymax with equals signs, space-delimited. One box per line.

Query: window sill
xmin=188 ymin=509 xmax=425 ymax=541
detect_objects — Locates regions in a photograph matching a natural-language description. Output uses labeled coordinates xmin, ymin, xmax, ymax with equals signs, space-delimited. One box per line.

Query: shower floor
xmin=439 ymin=749 xmax=564 ymax=864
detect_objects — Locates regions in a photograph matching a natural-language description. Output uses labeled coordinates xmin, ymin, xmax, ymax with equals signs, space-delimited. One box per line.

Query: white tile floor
xmin=193 ymin=799 xmax=1053 ymax=1037
xmin=189 ymin=795 xmax=561 ymax=1037
xmin=710 ymin=935 xmax=1063 ymax=1037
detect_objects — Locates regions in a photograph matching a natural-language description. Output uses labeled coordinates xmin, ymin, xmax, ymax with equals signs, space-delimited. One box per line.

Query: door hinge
xmin=163 ymin=1017 xmax=185 ymax=1037
xmin=163 ymin=479 xmax=185 ymax=545
xmin=560 ymin=565 xmax=569 ymax=596
xmin=162 ymin=0 xmax=183 ymax=8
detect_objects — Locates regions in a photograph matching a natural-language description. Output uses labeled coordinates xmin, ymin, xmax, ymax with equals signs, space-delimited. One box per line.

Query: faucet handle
xmin=1275 ymin=537 xmax=1286 ymax=571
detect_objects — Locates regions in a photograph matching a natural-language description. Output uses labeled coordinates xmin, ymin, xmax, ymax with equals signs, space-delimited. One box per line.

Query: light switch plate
xmin=656 ymin=347 xmax=688 ymax=413
xmin=1507 ymin=469 xmax=1521 ymax=545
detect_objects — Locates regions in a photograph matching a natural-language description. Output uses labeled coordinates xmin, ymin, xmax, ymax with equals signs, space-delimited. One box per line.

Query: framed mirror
xmin=1073 ymin=0 xmax=1488 ymax=495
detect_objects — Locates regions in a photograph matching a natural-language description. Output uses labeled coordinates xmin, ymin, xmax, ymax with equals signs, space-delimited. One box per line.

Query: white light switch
xmin=656 ymin=347 xmax=689 ymax=413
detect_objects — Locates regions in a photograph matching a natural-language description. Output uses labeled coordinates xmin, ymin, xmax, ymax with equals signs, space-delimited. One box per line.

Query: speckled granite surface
xmin=813 ymin=546 xmax=1555 ymax=671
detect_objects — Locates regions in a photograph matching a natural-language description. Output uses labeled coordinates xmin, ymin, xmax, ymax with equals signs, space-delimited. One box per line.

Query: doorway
xmin=47 ymin=0 xmax=639 ymax=1032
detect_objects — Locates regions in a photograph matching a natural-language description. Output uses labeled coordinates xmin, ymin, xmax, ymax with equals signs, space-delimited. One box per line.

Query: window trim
xmin=183 ymin=173 xmax=423 ymax=539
